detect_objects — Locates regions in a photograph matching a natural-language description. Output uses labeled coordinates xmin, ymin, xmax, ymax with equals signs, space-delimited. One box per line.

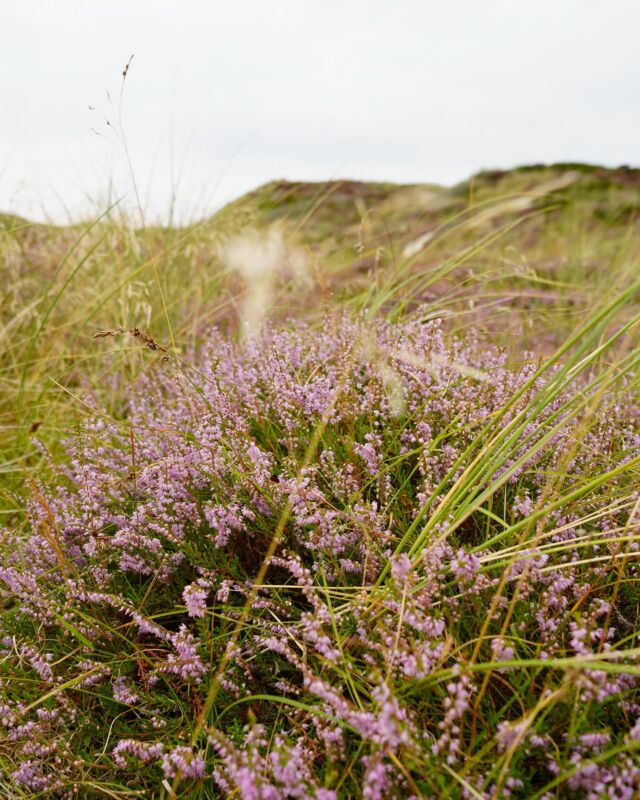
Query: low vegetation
xmin=1 ymin=165 xmax=639 ymax=797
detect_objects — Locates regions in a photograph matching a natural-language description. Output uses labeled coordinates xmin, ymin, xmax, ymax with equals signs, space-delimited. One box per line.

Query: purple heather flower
xmin=161 ymin=745 xmax=205 ymax=780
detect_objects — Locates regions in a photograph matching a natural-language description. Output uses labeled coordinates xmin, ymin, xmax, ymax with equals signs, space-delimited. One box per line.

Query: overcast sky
xmin=2 ymin=0 xmax=639 ymax=223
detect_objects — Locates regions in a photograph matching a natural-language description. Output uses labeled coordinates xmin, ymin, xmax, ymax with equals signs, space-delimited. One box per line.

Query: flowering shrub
xmin=1 ymin=312 xmax=639 ymax=797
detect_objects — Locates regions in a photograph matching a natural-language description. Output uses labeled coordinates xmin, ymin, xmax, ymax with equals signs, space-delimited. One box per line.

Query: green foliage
xmin=1 ymin=165 xmax=639 ymax=797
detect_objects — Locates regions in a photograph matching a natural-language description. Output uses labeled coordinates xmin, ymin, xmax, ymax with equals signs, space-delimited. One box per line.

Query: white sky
xmin=2 ymin=0 xmax=639 ymax=223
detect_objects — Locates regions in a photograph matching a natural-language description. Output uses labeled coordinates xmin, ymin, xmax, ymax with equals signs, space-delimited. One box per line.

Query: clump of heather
xmin=1 ymin=311 xmax=639 ymax=797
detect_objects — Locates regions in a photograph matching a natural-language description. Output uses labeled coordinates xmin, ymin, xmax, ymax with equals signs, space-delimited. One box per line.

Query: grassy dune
xmin=0 ymin=165 xmax=639 ymax=797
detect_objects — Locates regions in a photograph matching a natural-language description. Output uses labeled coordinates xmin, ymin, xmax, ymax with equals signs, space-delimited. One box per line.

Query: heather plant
xmin=1 ymin=282 xmax=639 ymax=797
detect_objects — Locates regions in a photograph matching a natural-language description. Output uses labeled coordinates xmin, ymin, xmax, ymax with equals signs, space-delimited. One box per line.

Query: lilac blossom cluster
xmin=1 ymin=313 xmax=639 ymax=797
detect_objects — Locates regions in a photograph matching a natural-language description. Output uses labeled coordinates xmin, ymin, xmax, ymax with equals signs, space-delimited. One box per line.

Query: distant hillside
xmin=209 ymin=162 xmax=640 ymax=246
xmin=203 ymin=164 xmax=640 ymax=338
xmin=1 ymin=163 xmax=639 ymax=504
xmin=3 ymin=161 xmax=639 ymax=261
xmin=3 ymin=161 xmax=639 ymax=347
xmin=3 ymin=162 xmax=639 ymax=305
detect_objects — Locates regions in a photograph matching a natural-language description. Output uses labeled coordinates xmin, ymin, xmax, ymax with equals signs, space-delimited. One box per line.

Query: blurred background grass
xmin=2 ymin=162 xmax=639 ymax=513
